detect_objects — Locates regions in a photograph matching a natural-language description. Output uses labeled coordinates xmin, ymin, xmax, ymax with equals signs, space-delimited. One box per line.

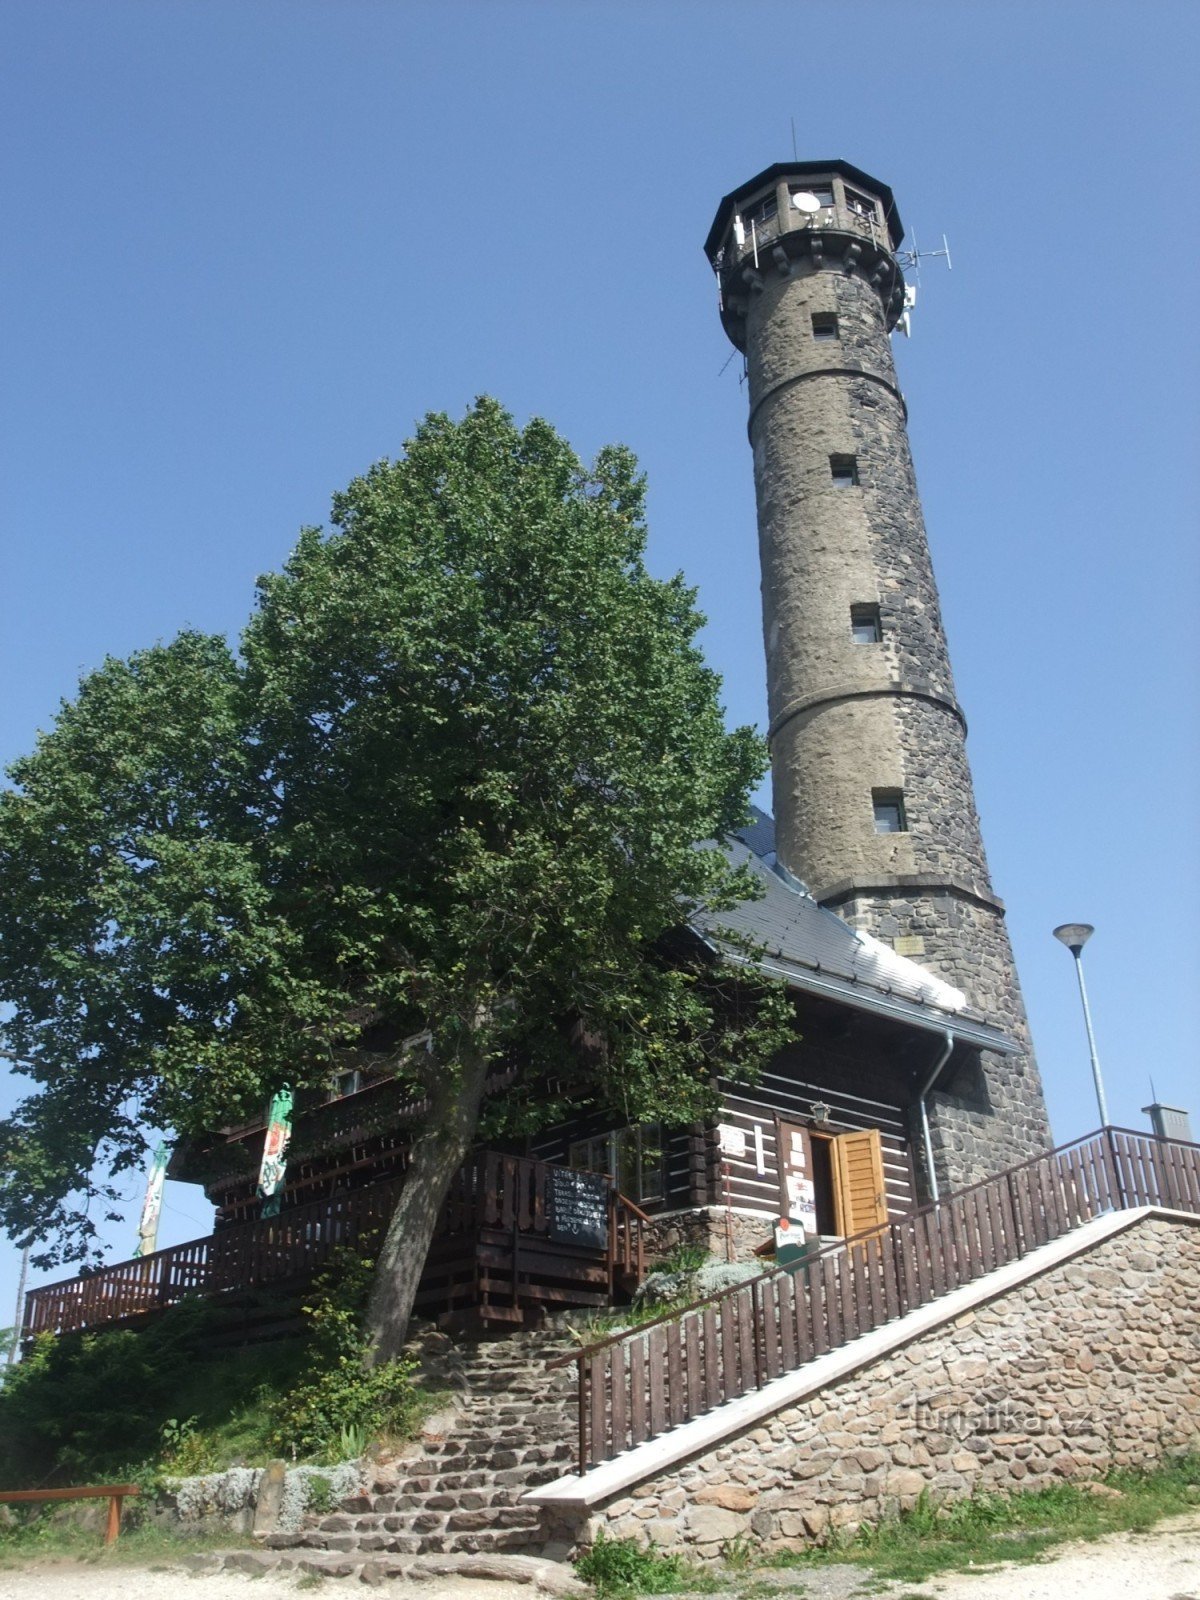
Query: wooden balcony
xmin=22 ymin=1152 xmax=647 ymax=1341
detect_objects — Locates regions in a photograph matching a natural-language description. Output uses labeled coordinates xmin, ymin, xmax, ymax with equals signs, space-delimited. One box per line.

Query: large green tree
xmin=0 ymin=400 xmax=790 ymax=1359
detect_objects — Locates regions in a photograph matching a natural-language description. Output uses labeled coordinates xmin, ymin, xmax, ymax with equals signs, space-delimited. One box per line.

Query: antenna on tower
xmin=790 ymin=117 xmax=798 ymax=161
xmin=893 ymin=231 xmax=952 ymax=337
xmin=895 ymin=230 xmax=953 ymax=287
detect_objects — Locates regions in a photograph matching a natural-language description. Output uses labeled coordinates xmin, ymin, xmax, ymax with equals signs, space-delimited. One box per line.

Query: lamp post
xmin=1053 ymin=922 xmax=1110 ymax=1127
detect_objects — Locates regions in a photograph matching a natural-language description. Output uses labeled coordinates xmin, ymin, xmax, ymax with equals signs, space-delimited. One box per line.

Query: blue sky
xmin=2 ymin=1 xmax=1197 ymax=1327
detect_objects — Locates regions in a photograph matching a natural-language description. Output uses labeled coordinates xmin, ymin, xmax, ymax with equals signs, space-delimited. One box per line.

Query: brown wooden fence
xmin=23 ymin=1153 xmax=646 ymax=1339
xmin=554 ymin=1126 xmax=1200 ymax=1473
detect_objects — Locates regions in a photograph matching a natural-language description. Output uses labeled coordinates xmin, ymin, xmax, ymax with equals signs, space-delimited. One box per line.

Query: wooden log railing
xmin=23 ymin=1151 xmax=648 ymax=1339
xmin=554 ymin=1126 xmax=1200 ymax=1473
xmin=0 ymin=1484 xmax=141 ymax=1545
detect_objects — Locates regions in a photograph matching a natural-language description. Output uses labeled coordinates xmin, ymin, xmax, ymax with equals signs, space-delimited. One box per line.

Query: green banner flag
xmin=133 ymin=1141 xmax=170 ymax=1258
xmin=257 ymin=1087 xmax=294 ymax=1218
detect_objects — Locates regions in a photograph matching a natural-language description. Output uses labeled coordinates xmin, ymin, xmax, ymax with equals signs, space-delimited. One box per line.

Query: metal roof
xmin=691 ymin=810 xmax=1018 ymax=1056
xmin=703 ymin=159 xmax=905 ymax=261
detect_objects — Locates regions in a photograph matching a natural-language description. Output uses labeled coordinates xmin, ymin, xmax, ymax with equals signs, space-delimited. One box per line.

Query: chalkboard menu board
xmin=548 ymin=1168 xmax=610 ymax=1250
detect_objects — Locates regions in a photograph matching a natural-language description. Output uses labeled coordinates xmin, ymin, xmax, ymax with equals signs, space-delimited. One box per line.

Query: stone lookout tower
xmin=705 ymin=161 xmax=1051 ymax=1186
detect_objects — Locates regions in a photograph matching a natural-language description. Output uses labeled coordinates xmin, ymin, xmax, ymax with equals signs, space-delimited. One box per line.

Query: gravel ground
xmin=1 ymin=1515 xmax=1198 ymax=1600
xmin=889 ymin=1509 xmax=1200 ymax=1599
xmin=0 ymin=1571 xmax=535 ymax=1600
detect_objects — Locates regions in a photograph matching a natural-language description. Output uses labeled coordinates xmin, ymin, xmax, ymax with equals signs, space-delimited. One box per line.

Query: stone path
xmin=0 ymin=1565 xmax=565 ymax=1600
xmin=183 ymin=1548 xmax=586 ymax=1591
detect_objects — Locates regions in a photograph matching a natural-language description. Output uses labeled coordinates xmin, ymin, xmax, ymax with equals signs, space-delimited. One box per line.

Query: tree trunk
xmin=362 ymin=1044 xmax=491 ymax=1366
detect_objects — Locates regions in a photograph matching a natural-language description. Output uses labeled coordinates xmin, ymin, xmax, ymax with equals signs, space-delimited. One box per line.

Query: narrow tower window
xmin=812 ymin=313 xmax=839 ymax=341
xmin=792 ymin=183 xmax=834 ymax=209
xmin=830 ymin=454 xmax=859 ymax=488
xmin=850 ymin=603 xmax=882 ymax=643
xmin=748 ymin=191 xmax=778 ymax=224
xmin=845 ymin=187 xmax=878 ymax=220
xmin=872 ymin=790 xmax=908 ymax=834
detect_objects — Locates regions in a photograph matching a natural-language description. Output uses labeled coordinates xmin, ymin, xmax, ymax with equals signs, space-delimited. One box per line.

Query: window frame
xmin=844 ymin=186 xmax=879 ymax=221
xmin=830 ymin=454 xmax=859 ymax=489
xmin=872 ymin=789 xmax=908 ymax=834
xmin=850 ymin=602 xmax=882 ymax=644
xmin=747 ymin=189 xmax=779 ymax=226
xmin=793 ymin=183 xmax=834 ymax=210
xmin=568 ymin=1123 xmax=665 ymax=1205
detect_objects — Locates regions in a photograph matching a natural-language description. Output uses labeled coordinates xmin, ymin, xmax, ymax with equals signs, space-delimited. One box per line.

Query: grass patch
xmin=745 ymin=1453 xmax=1200 ymax=1584
xmin=0 ymin=1252 xmax=448 ymax=1485
xmin=575 ymin=1532 xmax=721 ymax=1597
xmin=0 ymin=1514 xmax=249 ymax=1568
xmin=0 ymin=1296 xmax=307 ymax=1483
xmin=566 ymin=1286 xmax=718 ymax=1345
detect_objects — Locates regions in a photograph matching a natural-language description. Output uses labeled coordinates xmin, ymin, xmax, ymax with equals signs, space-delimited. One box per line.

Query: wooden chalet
xmin=22 ymin=812 xmax=1020 ymax=1344
xmin=530 ymin=812 xmax=1021 ymax=1257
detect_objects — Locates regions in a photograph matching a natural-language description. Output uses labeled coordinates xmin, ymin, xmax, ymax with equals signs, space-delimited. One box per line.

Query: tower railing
xmin=725 ymin=205 xmax=878 ymax=272
xmin=551 ymin=1126 xmax=1200 ymax=1473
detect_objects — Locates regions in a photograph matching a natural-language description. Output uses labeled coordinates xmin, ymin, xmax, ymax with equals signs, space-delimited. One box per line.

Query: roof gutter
xmin=714 ymin=948 xmax=1018 ymax=1056
xmin=916 ymin=1029 xmax=955 ymax=1204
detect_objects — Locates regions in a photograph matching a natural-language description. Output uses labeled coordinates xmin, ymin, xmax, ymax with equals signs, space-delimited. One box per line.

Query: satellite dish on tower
xmin=791 ymin=191 xmax=821 ymax=214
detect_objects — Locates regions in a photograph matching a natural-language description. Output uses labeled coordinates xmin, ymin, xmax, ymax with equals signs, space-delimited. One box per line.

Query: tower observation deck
xmin=706 ymin=161 xmax=1051 ymax=1187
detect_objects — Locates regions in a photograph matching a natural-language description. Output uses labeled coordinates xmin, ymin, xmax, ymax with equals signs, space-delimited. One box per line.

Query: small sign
xmin=774 ymin=1215 xmax=809 ymax=1270
xmin=785 ymin=1173 xmax=818 ymax=1232
xmin=718 ymin=1123 xmax=747 ymax=1159
xmin=548 ymin=1168 xmax=609 ymax=1250
xmin=894 ymin=935 xmax=926 ymax=957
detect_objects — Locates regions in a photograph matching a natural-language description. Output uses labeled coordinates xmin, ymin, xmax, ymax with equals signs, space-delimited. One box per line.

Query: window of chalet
xmin=569 ymin=1124 xmax=664 ymax=1205
xmin=329 ymin=1068 xmax=363 ymax=1100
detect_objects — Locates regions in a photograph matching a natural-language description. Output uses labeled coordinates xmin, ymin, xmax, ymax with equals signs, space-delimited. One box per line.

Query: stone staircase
xmin=267 ymin=1328 xmax=581 ymax=1564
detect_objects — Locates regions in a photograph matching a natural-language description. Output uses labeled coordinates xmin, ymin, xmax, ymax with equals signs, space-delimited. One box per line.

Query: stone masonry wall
xmin=588 ymin=1215 xmax=1200 ymax=1559
xmin=641 ymin=1206 xmax=774 ymax=1267
xmin=842 ymin=882 xmax=1050 ymax=1187
xmin=737 ymin=222 xmax=1051 ymax=1185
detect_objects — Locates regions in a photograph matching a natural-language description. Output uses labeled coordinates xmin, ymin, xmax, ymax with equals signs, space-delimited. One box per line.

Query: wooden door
xmin=776 ymin=1120 xmax=818 ymax=1233
xmin=831 ymin=1128 xmax=888 ymax=1238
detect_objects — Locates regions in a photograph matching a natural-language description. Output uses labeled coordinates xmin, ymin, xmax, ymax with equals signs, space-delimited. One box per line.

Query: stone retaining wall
xmin=590 ymin=1214 xmax=1200 ymax=1559
xmin=151 ymin=1459 xmax=364 ymax=1537
xmin=642 ymin=1206 xmax=774 ymax=1267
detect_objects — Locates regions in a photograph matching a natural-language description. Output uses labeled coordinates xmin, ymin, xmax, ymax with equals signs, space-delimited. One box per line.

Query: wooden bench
xmin=0 ymin=1484 xmax=141 ymax=1544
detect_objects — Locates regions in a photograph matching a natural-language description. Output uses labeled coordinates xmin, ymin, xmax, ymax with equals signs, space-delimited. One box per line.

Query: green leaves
xmin=0 ymin=399 xmax=786 ymax=1266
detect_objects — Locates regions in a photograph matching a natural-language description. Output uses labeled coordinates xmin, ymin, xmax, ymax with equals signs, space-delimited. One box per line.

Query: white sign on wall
xmin=717 ymin=1123 xmax=746 ymax=1159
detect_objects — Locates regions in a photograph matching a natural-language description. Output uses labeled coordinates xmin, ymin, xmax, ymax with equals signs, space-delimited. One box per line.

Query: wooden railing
xmin=436 ymin=1151 xmax=646 ymax=1299
xmin=555 ymin=1127 xmax=1200 ymax=1473
xmin=22 ymin=1174 xmax=407 ymax=1338
xmin=23 ymin=1152 xmax=647 ymax=1339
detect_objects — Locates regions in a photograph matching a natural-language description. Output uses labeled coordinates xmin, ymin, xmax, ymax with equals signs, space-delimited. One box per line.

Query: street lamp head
xmin=1053 ymin=922 xmax=1094 ymax=956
